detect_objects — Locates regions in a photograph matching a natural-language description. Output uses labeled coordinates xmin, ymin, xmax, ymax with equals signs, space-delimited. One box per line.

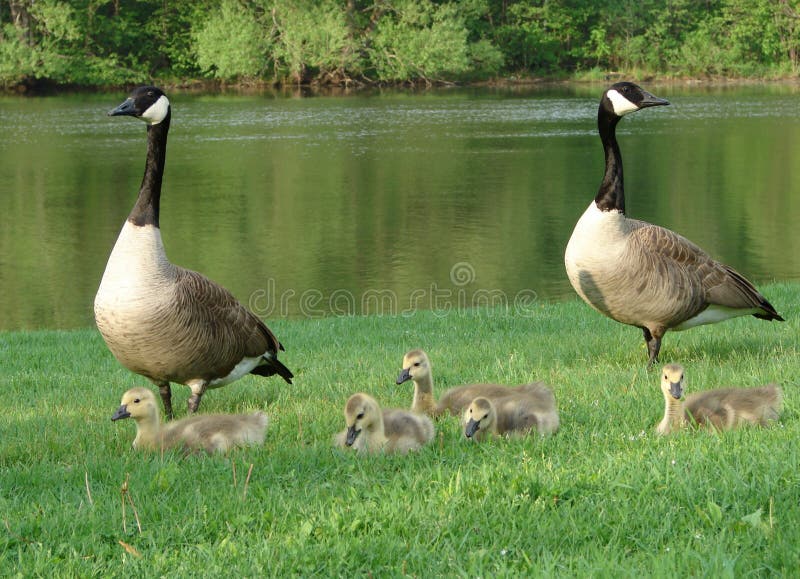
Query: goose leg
xmin=157 ymin=381 xmax=174 ymax=421
xmin=187 ymin=380 xmax=208 ymax=414
xmin=642 ymin=327 xmax=662 ymax=367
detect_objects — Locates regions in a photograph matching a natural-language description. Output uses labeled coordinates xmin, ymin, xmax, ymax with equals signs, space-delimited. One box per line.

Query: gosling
xmin=111 ymin=387 xmax=268 ymax=453
xmin=334 ymin=393 xmax=434 ymax=454
xmin=463 ymin=384 xmax=560 ymax=442
xmin=657 ymin=363 xmax=782 ymax=435
xmin=396 ymin=349 xmax=548 ymax=416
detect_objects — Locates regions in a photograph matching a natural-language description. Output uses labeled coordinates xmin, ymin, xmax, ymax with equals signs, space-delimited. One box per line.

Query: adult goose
xmin=564 ymin=82 xmax=783 ymax=365
xmin=95 ymin=87 xmax=293 ymax=419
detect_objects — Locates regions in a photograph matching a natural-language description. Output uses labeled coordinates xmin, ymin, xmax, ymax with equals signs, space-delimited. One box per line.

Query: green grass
xmin=2 ymin=283 xmax=798 ymax=576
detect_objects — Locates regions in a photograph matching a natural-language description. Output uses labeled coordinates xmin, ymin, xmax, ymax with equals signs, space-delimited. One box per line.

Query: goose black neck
xmin=594 ymin=111 xmax=625 ymax=213
xmin=128 ymin=113 xmax=170 ymax=227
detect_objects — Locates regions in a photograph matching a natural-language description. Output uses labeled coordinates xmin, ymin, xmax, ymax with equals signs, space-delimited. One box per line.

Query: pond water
xmin=2 ymin=84 xmax=799 ymax=330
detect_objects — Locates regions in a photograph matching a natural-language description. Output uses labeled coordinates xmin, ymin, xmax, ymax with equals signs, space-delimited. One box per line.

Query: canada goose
xmin=656 ymin=363 xmax=782 ymax=434
xmin=463 ymin=385 xmax=560 ymax=442
xmin=564 ymin=82 xmax=783 ymax=366
xmin=334 ymin=393 xmax=434 ymax=454
xmin=111 ymin=387 xmax=268 ymax=453
xmin=94 ymin=86 xmax=293 ymax=419
xmin=396 ymin=349 xmax=546 ymax=416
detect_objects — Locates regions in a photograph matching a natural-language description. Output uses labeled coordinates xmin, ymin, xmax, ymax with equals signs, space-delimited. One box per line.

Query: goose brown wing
xmin=174 ymin=268 xmax=281 ymax=376
xmin=626 ymin=221 xmax=781 ymax=318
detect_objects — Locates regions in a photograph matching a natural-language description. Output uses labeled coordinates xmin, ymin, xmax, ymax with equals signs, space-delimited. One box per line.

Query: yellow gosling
xmin=463 ymin=384 xmax=559 ymax=442
xmin=112 ymin=387 xmax=268 ymax=453
xmin=657 ymin=363 xmax=782 ymax=435
xmin=396 ymin=349 xmax=549 ymax=417
xmin=334 ymin=393 xmax=434 ymax=454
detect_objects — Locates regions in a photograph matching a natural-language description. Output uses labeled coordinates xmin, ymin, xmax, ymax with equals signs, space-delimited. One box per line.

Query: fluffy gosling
xmin=463 ymin=384 xmax=560 ymax=442
xmin=657 ymin=363 xmax=782 ymax=435
xmin=111 ymin=387 xmax=268 ymax=453
xmin=334 ymin=393 xmax=434 ymax=454
xmin=396 ymin=349 xmax=548 ymax=417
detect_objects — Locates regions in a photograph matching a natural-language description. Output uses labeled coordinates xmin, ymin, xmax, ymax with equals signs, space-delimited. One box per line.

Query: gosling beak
xmin=111 ymin=404 xmax=131 ymax=421
xmin=108 ymin=97 xmax=137 ymax=117
xmin=396 ymin=368 xmax=411 ymax=384
xmin=345 ymin=425 xmax=360 ymax=446
xmin=464 ymin=418 xmax=480 ymax=439
xmin=639 ymin=90 xmax=670 ymax=109
xmin=669 ymin=381 xmax=683 ymax=400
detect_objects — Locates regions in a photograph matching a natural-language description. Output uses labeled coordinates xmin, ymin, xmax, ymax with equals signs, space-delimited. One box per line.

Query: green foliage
xmin=2 ymin=0 xmax=800 ymax=86
xmin=0 ymin=24 xmax=39 ymax=84
xmin=368 ymin=1 xmax=473 ymax=82
xmin=193 ymin=0 xmax=270 ymax=80
xmin=270 ymin=0 xmax=361 ymax=83
xmin=494 ymin=2 xmax=583 ymax=72
xmin=1 ymin=282 xmax=798 ymax=574
xmin=466 ymin=38 xmax=504 ymax=77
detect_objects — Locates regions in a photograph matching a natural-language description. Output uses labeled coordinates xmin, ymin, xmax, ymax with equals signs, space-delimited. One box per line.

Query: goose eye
xmin=413 ymin=362 xmax=421 ymax=367
xmin=133 ymin=398 xmax=140 ymax=403
xmin=356 ymin=412 xmax=364 ymax=420
xmin=663 ymin=374 xmax=667 ymax=380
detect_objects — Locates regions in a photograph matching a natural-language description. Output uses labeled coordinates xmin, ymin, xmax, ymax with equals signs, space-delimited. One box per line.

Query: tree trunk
xmin=9 ymin=0 xmax=32 ymax=44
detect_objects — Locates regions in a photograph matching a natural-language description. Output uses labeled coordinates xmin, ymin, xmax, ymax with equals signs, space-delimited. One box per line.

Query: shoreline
xmin=6 ymin=73 xmax=800 ymax=96
xmin=1 ymin=280 xmax=795 ymax=334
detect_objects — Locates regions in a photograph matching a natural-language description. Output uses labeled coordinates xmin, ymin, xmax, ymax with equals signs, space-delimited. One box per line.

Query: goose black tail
xmin=251 ymin=358 xmax=294 ymax=384
xmin=753 ymin=297 xmax=785 ymax=322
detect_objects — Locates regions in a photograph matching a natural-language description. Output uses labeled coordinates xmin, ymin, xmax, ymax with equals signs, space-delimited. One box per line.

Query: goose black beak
xmin=669 ymin=381 xmax=683 ymax=400
xmin=639 ymin=90 xmax=670 ymax=109
xmin=111 ymin=404 xmax=131 ymax=421
xmin=464 ymin=418 xmax=480 ymax=438
xmin=396 ymin=368 xmax=411 ymax=384
xmin=345 ymin=425 xmax=360 ymax=446
xmin=109 ymin=98 xmax=137 ymax=117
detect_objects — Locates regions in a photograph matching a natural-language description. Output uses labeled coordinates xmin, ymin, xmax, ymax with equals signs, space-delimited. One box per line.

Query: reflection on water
xmin=1 ymin=85 xmax=799 ymax=330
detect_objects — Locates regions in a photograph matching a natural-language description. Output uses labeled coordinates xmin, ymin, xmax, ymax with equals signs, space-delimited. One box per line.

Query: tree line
xmin=2 ymin=0 xmax=799 ymax=89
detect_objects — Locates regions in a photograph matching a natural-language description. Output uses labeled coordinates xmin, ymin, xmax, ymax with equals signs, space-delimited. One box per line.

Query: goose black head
xmin=109 ymin=86 xmax=171 ymax=126
xmin=602 ymin=82 xmax=670 ymax=118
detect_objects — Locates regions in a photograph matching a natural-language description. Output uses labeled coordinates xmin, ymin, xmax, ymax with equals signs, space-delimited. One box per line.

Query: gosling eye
xmin=133 ymin=398 xmax=140 ymax=404
xmin=413 ymin=362 xmax=421 ymax=367
xmin=356 ymin=412 xmax=365 ymax=420
xmin=663 ymin=374 xmax=668 ymax=380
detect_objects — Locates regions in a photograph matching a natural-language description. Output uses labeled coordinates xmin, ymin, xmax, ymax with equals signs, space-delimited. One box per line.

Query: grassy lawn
xmin=1 ymin=283 xmax=798 ymax=576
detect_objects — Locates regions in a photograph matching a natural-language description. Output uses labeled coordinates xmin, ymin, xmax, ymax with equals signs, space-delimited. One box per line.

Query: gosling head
xmin=111 ymin=387 xmax=159 ymax=422
xmin=660 ymin=363 xmax=685 ymax=400
xmin=343 ymin=393 xmax=380 ymax=446
xmin=602 ymin=82 xmax=670 ymax=118
xmin=396 ymin=349 xmax=431 ymax=385
xmin=109 ymin=86 xmax=171 ymax=126
xmin=463 ymin=397 xmax=496 ymax=439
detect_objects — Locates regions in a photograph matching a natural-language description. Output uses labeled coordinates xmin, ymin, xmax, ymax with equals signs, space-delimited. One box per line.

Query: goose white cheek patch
xmin=607 ymin=89 xmax=639 ymax=116
xmin=141 ymin=95 xmax=170 ymax=125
